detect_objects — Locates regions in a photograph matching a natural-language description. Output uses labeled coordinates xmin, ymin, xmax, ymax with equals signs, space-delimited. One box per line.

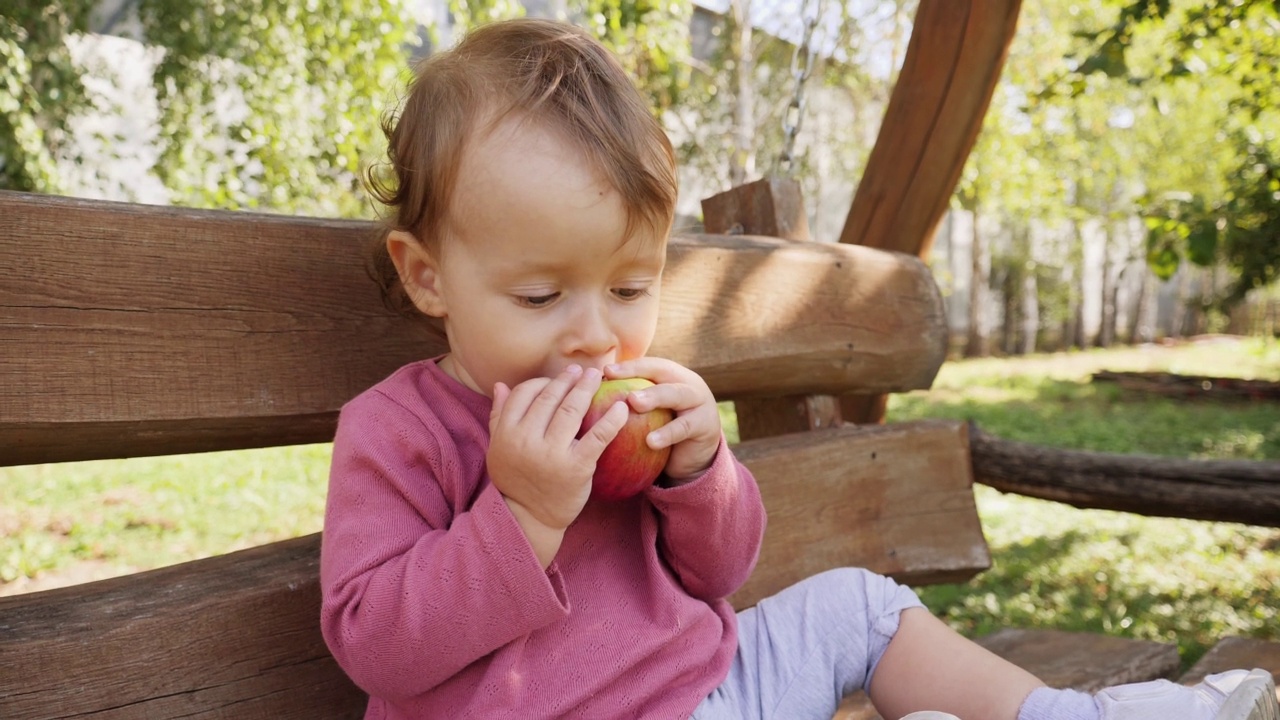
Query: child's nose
xmin=566 ymin=299 xmax=617 ymax=361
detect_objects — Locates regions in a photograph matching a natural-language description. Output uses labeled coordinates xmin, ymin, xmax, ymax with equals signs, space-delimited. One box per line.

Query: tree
xmin=135 ymin=0 xmax=418 ymax=217
xmin=1065 ymin=0 xmax=1280 ymax=313
xmin=0 ymin=2 xmax=95 ymax=193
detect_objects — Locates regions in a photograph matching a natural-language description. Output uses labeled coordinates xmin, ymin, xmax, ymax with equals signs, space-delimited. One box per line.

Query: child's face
xmin=403 ymin=119 xmax=666 ymax=397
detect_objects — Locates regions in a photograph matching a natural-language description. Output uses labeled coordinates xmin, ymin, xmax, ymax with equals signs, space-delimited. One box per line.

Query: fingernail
xmin=646 ymin=431 xmax=661 ymax=448
xmin=566 ymin=364 xmax=583 ymax=376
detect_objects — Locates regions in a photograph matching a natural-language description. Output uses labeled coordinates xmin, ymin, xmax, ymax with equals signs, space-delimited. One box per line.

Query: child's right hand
xmin=487 ymin=366 xmax=629 ymax=564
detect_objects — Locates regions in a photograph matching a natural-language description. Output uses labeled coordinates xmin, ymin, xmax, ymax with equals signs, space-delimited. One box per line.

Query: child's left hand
xmin=604 ymin=357 xmax=721 ymax=483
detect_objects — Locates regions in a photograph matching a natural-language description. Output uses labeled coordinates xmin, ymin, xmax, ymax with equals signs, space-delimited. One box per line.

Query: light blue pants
xmin=692 ymin=567 xmax=924 ymax=720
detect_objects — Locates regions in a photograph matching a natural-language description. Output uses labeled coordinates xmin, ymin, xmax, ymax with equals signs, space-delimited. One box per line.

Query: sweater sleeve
xmin=319 ymin=391 xmax=569 ymax=701
xmin=645 ymin=438 xmax=766 ymax=601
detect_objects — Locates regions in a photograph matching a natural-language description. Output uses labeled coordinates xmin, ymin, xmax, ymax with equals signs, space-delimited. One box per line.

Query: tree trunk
xmin=728 ymin=0 xmax=755 ymax=186
xmin=1021 ymin=264 xmax=1038 ymax=354
xmin=1126 ymin=265 xmax=1148 ymax=343
xmin=969 ymin=424 xmax=1280 ymax=527
xmin=1098 ymin=225 xmax=1114 ymax=348
xmin=1060 ymin=260 xmax=1076 ymax=350
xmin=1001 ymin=265 xmax=1017 ymax=355
xmin=965 ymin=210 xmax=988 ymax=358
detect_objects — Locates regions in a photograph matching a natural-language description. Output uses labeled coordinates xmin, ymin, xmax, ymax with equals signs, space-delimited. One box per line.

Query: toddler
xmin=319 ymin=17 xmax=1279 ymax=720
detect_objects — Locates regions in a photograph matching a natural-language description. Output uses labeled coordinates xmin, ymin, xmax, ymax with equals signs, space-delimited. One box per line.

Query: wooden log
xmin=969 ymin=424 xmax=1280 ymax=527
xmin=0 ymin=534 xmax=368 ymax=720
xmin=729 ymin=419 xmax=990 ymax=609
xmin=701 ymin=176 xmax=844 ymax=440
xmin=0 ymin=191 xmax=948 ymax=466
xmin=1093 ymin=370 xmax=1280 ymax=402
xmin=837 ymin=0 xmax=1022 ymax=425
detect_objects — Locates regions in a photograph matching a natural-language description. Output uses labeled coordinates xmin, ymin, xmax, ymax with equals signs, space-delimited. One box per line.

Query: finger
xmin=496 ymin=376 xmax=555 ymax=428
xmin=644 ymin=411 xmax=694 ymax=450
xmin=573 ymin=399 xmax=628 ymax=460
xmin=606 ymin=354 xmax=685 ymax=381
xmin=489 ymin=381 xmax=511 ymax=432
xmin=521 ymin=365 xmax=586 ymax=431
xmin=625 ymin=380 xmax=702 ymax=415
xmin=547 ymin=366 xmax=605 ymax=440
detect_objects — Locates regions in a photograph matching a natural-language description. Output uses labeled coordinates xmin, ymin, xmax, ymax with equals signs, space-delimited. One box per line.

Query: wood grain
xmin=730 ymin=419 xmax=990 ymax=610
xmin=1180 ymin=637 xmax=1280 ymax=689
xmin=0 ymin=420 xmax=986 ymax=718
xmin=0 ymin=534 xmax=367 ymax=720
xmin=839 ymin=0 xmax=1022 ymax=257
xmin=837 ymin=0 xmax=1022 ymax=426
xmin=0 ymin=191 xmax=948 ymax=466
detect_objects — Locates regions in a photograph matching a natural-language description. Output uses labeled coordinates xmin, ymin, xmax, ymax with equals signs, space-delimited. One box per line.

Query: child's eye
xmin=614 ymin=287 xmax=652 ymax=301
xmin=515 ymin=293 xmax=559 ymax=308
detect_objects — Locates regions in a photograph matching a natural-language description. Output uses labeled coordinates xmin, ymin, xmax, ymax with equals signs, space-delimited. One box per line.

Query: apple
xmin=579 ymin=378 xmax=675 ymax=501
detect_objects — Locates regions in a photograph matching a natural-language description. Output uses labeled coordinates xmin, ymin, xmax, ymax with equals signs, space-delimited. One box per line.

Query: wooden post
xmin=702 ymin=177 xmax=842 ymax=440
xmin=839 ymin=0 xmax=1023 ymax=423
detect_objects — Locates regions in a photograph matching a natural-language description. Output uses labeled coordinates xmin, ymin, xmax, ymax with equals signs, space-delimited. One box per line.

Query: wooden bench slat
xmin=977 ymin=628 xmax=1181 ymax=692
xmin=1180 ymin=637 xmax=1280 ymax=689
xmin=0 ymin=190 xmax=947 ymax=467
xmin=730 ymin=419 xmax=990 ymax=609
xmin=0 ymin=419 xmax=985 ymax=718
xmin=0 ymin=534 xmax=367 ymax=720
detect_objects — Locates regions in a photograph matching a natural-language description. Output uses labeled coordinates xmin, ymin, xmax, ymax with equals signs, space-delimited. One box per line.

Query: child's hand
xmin=488 ymin=366 xmax=628 ymax=536
xmin=604 ymin=358 xmax=721 ymax=483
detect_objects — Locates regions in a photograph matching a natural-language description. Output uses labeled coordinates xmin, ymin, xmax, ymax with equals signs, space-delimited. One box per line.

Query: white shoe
xmin=1095 ymin=668 xmax=1279 ymax=720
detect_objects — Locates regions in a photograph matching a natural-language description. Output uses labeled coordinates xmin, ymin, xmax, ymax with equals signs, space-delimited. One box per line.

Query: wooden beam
xmin=0 ymin=191 xmax=947 ymax=466
xmin=969 ymin=424 xmax=1280 ymax=527
xmin=840 ymin=0 xmax=1022 ymax=257
xmin=838 ymin=0 xmax=1022 ymax=424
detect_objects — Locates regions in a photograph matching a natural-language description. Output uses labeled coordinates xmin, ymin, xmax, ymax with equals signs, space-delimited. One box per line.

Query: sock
xmin=1016 ymin=686 xmax=1101 ymax=720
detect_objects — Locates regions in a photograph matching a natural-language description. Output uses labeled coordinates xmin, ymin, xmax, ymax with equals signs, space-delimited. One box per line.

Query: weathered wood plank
xmin=0 ymin=191 xmax=947 ymax=466
xmin=970 ymin=423 xmax=1280 ymax=527
xmin=1180 ymin=637 xmax=1280 ymax=690
xmin=730 ymin=419 xmax=990 ymax=610
xmin=976 ymin=628 xmax=1180 ymax=692
xmin=0 ymin=534 xmax=367 ymax=720
xmin=0 ymin=419 xmax=985 ymax=718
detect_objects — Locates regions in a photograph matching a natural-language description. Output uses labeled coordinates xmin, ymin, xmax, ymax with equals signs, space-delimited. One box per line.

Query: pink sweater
xmin=320 ymin=359 xmax=766 ymax=719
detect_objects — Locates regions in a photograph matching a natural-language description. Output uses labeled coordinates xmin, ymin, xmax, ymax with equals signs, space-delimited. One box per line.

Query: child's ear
xmin=386 ymin=230 xmax=447 ymax=318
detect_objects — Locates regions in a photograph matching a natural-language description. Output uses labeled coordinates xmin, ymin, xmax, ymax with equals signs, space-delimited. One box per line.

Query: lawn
xmin=2 ymin=336 xmax=1277 ymax=668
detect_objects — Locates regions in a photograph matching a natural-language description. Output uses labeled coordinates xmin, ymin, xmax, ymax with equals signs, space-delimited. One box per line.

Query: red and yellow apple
xmin=579 ymin=378 xmax=674 ymax=502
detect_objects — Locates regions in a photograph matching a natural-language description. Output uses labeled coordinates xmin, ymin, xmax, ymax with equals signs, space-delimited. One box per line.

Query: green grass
xmin=2 ymin=337 xmax=1277 ymax=670
xmin=888 ymin=336 xmax=1280 ymax=667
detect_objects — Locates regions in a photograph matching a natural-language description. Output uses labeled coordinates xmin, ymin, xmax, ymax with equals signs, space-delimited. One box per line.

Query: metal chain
xmin=774 ymin=0 xmax=822 ymax=177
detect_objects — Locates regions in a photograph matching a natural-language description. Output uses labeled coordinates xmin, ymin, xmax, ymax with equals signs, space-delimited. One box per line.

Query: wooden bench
xmin=3 ymin=3 xmax=1277 ymax=716
xmin=2 ymin=190 xmax=1275 ymax=719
